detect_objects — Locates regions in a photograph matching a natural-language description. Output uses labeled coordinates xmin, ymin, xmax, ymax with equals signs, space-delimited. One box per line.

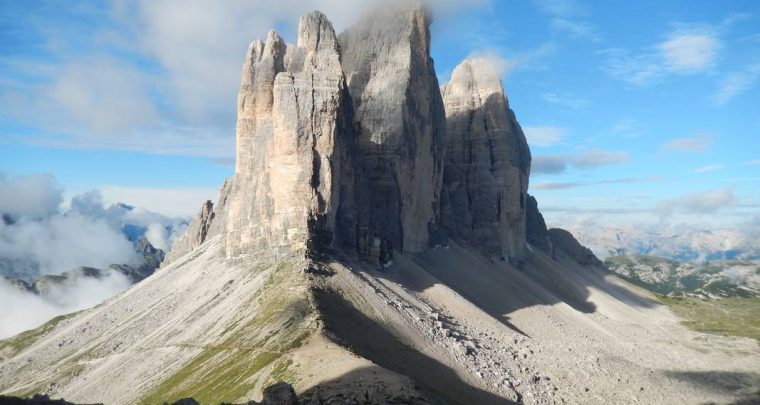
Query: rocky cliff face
xmin=548 ymin=228 xmax=604 ymax=268
xmin=339 ymin=5 xmax=446 ymax=253
xmin=225 ymin=12 xmax=355 ymax=258
xmin=169 ymin=5 xmax=580 ymax=270
xmin=526 ymin=194 xmax=552 ymax=253
xmin=441 ymin=59 xmax=531 ymax=261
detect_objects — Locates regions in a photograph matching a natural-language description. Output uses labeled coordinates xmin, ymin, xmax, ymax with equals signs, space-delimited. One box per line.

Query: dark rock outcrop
xmin=0 ymin=394 xmax=101 ymax=405
xmin=339 ymin=4 xmax=446 ymax=253
xmin=526 ymin=194 xmax=551 ymax=253
xmin=441 ymin=58 xmax=531 ymax=261
xmin=548 ymin=228 xmax=604 ymax=268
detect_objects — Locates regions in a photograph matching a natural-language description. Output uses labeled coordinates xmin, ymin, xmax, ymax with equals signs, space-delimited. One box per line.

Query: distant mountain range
xmin=605 ymin=254 xmax=760 ymax=298
xmin=3 ymin=236 xmax=165 ymax=298
xmin=568 ymin=225 xmax=760 ymax=262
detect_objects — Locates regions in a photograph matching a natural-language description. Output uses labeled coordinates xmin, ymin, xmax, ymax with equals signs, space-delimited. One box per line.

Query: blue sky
xmin=1 ymin=0 xmax=758 ymax=229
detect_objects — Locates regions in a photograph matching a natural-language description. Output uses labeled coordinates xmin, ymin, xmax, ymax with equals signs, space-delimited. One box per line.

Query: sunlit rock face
xmin=172 ymin=5 xmax=536 ymax=263
xmin=441 ymin=59 xmax=531 ymax=262
xmin=225 ymin=11 xmax=355 ymax=259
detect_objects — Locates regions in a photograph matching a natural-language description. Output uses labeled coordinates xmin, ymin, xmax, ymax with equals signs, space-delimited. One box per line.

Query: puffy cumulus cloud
xmin=722 ymin=265 xmax=760 ymax=288
xmin=0 ymin=211 xmax=137 ymax=280
xmin=657 ymin=186 xmax=736 ymax=217
xmin=0 ymin=171 xmax=188 ymax=337
xmin=463 ymin=51 xmax=516 ymax=78
xmin=0 ymin=173 xmax=62 ymax=219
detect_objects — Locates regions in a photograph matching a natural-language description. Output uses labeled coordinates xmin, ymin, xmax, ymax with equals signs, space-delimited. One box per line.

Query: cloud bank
xmin=0 ymin=172 xmax=187 ymax=338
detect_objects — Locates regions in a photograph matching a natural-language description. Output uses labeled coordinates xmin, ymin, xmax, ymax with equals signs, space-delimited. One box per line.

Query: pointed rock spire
xmin=225 ymin=11 xmax=354 ymax=258
xmin=441 ymin=58 xmax=532 ymax=261
xmin=339 ymin=4 xmax=446 ymax=253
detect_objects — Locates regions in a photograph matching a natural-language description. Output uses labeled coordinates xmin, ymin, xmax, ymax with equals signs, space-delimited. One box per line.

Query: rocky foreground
xmin=1 ymin=4 xmax=759 ymax=405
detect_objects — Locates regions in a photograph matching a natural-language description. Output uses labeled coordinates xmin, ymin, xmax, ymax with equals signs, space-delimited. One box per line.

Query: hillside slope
xmin=2 ymin=237 xmax=759 ymax=404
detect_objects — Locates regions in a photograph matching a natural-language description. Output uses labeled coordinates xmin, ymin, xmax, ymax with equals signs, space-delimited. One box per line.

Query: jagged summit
xmin=176 ymin=4 xmax=533 ymax=265
xmin=3 ymin=7 xmax=758 ymax=405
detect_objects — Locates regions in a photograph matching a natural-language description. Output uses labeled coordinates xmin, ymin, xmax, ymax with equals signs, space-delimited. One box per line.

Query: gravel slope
xmin=1 ymin=237 xmax=758 ymax=404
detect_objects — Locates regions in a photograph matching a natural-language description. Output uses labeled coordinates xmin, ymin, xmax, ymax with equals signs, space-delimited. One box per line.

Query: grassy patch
xmin=139 ymin=258 xmax=315 ymax=404
xmin=0 ymin=312 xmax=77 ymax=360
xmin=657 ymin=295 xmax=760 ymax=341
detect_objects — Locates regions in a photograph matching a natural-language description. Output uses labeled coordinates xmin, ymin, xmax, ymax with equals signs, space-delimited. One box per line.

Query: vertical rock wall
xmin=169 ymin=6 xmax=544 ymax=265
xmin=441 ymin=59 xmax=531 ymax=261
xmin=225 ymin=12 xmax=354 ymax=258
xmin=339 ymin=5 xmax=446 ymax=253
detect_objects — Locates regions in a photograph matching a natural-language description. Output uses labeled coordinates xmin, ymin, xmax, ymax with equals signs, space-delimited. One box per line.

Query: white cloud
xmin=48 ymin=57 xmax=160 ymax=133
xmin=532 ymin=154 xmax=568 ymax=174
xmin=658 ymin=33 xmax=719 ymax=72
xmin=542 ymin=92 xmax=590 ymax=109
xmin=531 ymin=148 xmax=629 ymax=175
xmin=662 ymin=133 xmax=712 ymax=152
xmin=713 ymin=64 xmax=760 ymax=105
xmin=602 ymin=28 xmax=720 ymax=85
xmin=4 ymin=0 xmax=492 ymax=158
xmin=0 ymin=271 xmax=132 ymax=339
xmin=657 ymin=186 xmax=736 ymax=217
xmin=98 ymin=185 xmax=219 ymax=217
xmin=693 ymin=164 xmax=724 ymax=173
xmin=572 ymin=149 xmax=629 ymax=169
xmin=534 ymin=0 xmax=600 ymax=41
xmin=464 ymin=51 xmax=516 ymax=78
xmin=0 ymin=172 xmax=191 ymax=337
xmin=0 ymin=173 xmax=62 ymax=219
xmin=524 ymin=126 xmax=565 ymax=147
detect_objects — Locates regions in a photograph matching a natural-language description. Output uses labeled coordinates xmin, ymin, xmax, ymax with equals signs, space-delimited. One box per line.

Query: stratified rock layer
xmin=441 ymin=59 xmax=531 ymax=260
xmin=339 ymin=5 xmax=446 ymax=253
xmin=225 ymin=12 xmax=354 ymax=258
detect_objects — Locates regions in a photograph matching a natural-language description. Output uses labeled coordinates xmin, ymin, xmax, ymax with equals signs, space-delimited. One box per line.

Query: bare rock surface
xmin=441 ymin=58 xmax=531 ymax=262
xmin=225 ymin=11 xmax=354 ymax=259
xmin=3 ymin=6 xmax=759 ymax=405
xmin=526 ymin=194 xmax=551 ymax=253
xmin=339 ymin=4 xmax=446 ymax=253
xmin=548 ymin=228 xmax=604 ymax=268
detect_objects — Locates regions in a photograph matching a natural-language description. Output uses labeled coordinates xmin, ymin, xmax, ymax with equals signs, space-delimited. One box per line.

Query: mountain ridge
xmin=1 ymin=5 xmax=759 ymax=405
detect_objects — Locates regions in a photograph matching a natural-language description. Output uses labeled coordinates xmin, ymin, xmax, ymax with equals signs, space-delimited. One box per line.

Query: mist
xmin=0 ymin=172 xmax=187 ymax=338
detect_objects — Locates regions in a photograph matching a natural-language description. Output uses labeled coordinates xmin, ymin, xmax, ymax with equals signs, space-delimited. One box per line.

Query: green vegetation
xmin=657 ymin=295 xmax=760 ymax=341
xmin=606 ymin=255 xmax=760 ymax=298
xmin=139 ymin=259 xmax=315 ymax=404
xmin=0 ymin=312 xmax=77 ymax=360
